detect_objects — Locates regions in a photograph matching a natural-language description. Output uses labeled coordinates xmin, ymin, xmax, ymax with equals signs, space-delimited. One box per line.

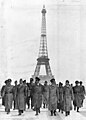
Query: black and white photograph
xmin=0 ymin=0 xmax=86 ymax=120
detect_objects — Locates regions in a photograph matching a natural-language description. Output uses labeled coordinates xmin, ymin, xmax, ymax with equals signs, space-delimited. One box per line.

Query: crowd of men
xmin=0 ymin=77 xmax=86 ymax=117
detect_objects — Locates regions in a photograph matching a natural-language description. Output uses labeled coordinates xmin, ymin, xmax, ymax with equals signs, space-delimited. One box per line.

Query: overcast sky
xmin=0 ymin=0 xmax=86 ymax=86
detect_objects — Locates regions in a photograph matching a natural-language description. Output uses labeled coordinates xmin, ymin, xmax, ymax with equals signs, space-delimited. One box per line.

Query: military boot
xmin=58 ymin=109 xmax=60 ymax=112
xmin=77 ymin=107 xmax=79 ymax=112
xmin=74 ymin=106 xmax=76 ymax=110
xmin=54 ymin=110 xmax=56 ymax=116
xmin=18 ymin=110 xmax=22 ymax=115
xmin=51 ymin=110 xmax=53 ymax=116
xmin=43 ymin=103 xmax=45 ymax=108
xmin=68 ymin=111 xmax=70 ymax=115
xmin=61 ymin=110 xmax=63 ymax=114
xmin=65 ymin=111 xmax=68 ymax=116
xmin=35 ymin=108 xmax=39 ymax=116
xmin=7 ymin=109 xmax=10 ymax=114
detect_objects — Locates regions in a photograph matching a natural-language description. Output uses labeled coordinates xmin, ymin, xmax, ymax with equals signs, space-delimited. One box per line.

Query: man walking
xmin=27 ymin=78 xmax=34 ymax=109
xmin=3 ymin=79 xmax=14 ymax=114
xmin=32 ymin=77 xmax=43 ymax=115
xmin=79 ymin=81 xmax=85 ymax=107
xmin=63 ymin=80 xmax=74 ymax=116
xmin=1 ymin=80 xmax=8 ymax=107
xmin=48 ymin=78 xmax=59 ymax=116
xmin=13 ymin=80 xmax=18 ymax=110
xmin=58 ymin=82 xmax=64 ymax=113
xmin=17 ymin=79 xmax=27 ymax=115
xmin=43 ymin=81 xmax=49 ymax=108
xmin=73 ymin=81 xmax=82 ymax=112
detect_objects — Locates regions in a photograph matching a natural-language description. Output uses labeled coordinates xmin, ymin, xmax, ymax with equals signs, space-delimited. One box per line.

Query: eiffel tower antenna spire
xmin=32 ymin=6 xmax=54 ymax=83
xmin=38 ymin=5 xmax=48 ymax=58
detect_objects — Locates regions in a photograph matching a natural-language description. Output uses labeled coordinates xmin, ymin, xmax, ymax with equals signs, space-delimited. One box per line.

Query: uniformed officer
xmin=48 ymin=78 xmax=59 ymax=116
xmin=3 ymin=79 xmax=14 ymax=114
xmin=63 ymin=80 xmax=74 ymax=116
xmin=32 ymin=77 xmax=43 ymax=115
xmin=73 ymin=81 xmax=81 ymax=112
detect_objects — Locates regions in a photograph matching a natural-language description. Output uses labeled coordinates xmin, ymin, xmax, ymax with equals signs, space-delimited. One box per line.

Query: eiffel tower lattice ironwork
xmin=32 ymin=5 xmax=54 ymax=82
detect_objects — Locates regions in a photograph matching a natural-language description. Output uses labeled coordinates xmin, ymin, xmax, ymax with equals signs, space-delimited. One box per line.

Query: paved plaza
xmin=0 ymin=98 xmax=86 ymax=120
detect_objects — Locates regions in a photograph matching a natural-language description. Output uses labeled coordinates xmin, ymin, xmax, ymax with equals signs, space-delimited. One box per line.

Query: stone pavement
xmin=0 ymin=107 xmax=62 ymax=120
xmin=0 ymin=98 xmax=86 ymax=120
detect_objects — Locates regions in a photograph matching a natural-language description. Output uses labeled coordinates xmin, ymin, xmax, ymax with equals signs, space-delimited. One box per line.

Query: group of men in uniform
xmin=1 ymin=78 xmax=34 ymax=115
xmin=57 ymin=80 xmax=85 ymax=116
xmin=0 ymin=77 xmax=85 ymax=116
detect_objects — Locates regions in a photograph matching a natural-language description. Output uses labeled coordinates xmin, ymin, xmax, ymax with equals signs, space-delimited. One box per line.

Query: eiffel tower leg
xmin=45 ymin=64 xmax=48 ymax=75
xmin=45 ymin=62 xmax=52 ymax=76
xmin=34 ymin=63 xmax=40 ymax=77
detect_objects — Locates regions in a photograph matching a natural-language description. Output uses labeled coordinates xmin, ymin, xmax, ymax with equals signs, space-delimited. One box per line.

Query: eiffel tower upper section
xmin=38 ymin=5 xmax=48 ymax=58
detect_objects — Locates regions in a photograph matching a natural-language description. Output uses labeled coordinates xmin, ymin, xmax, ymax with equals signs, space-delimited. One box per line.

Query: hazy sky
xmin=0 ymin=0 xmax=86 ymax=86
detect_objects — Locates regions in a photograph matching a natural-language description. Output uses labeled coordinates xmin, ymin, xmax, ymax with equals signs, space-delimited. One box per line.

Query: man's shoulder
xmin=1 ymin=85 xmax=5 ymax=89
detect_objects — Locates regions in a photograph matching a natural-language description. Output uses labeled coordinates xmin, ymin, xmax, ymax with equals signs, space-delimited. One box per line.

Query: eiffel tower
xmin=32 ymin=5 xmax=54 ymax=83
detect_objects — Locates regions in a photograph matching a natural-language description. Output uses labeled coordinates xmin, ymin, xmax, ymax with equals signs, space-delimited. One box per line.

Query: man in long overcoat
xmin=23 ymin=80 xmax=28 ymax=111
xmin=43 ymin=81 xmax=49 ymax=108
xmin=1 ymin=80 xmax=8 ymax=107
xmin=63 ymin=80 xmax=74 ymax=116
xmin=13 ymin=80 xmax=18 ymax=110
xmin=79 ymin=81 xmax=85 ymax=107
xmin=73 ymin=81 xmax=82 ymax=112
xmin=58 ymin=82 xmax=64 ymax=113
xmin=3 ymin=79 xmax=14 ymax=114
xmin=27 ymin=78 xmax=34 ymax=109
xmin=17 ymin=79 xmax=27 ymax=115
xmin=48 ymin=78 xmax=59 ymax=116
xmin=32 ymin=77 xmax=43 ymax=115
